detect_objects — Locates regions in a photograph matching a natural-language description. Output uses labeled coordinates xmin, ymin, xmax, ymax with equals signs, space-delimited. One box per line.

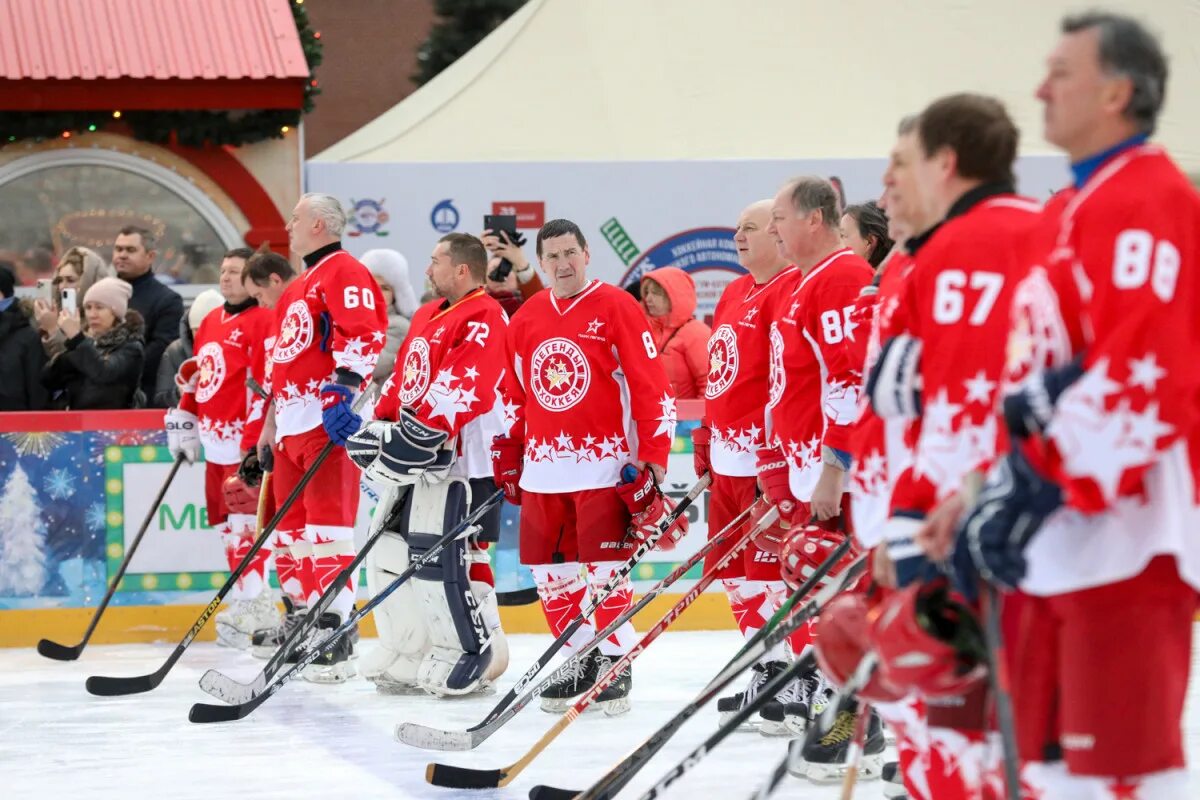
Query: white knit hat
xmin=361 ymin=249 xmax=418 ymax=317
xmin=188 ymin=289 xmax=224 ymax=332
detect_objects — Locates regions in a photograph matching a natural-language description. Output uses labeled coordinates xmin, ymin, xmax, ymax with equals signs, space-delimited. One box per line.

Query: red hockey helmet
xmin=222 ymin=472 xmax=259 ymax=515
xmin=814 ymin=593 xmax=907 ymax=704
xmin=869 ymin=579 xmax=987 ymax=699
xmin=778 ymin=526 xmax=858 ymax=593
xmin=749 ymin=500 xmax=791 ymax=555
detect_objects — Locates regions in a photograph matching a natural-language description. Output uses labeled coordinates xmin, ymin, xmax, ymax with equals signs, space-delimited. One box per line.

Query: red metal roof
xmin=0 ymin=0 xmax=309 ymax=110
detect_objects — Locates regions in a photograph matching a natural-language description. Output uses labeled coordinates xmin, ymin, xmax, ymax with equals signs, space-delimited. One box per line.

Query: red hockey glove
xmin=749 ymin=499 xmax=791 ymax=555
xmin=690 ymin=423 xmax=712 ymax=479
xmin=175 ymin=357 xmax=200 ymax=394
xmin=756 ymin=448 xmax=797 ymax=523
xmin=616 ymin=465 xmax=689 ymax=550
xmin=490 ymin=434 xmax=524 ymax=505
xmin=779 ymin=526 xmax=859 ymax=593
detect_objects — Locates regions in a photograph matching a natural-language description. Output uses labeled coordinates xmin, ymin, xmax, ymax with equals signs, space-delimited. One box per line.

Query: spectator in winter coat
xmin=112 ymin=225 xmax=183 ymax=404
xmin=42 ymin=277 xmax=145 ymax=410
xmin=154 ymin=289 xmax=224 ymax=408
xmin=33 ymin=246 xmax=116 ymax=360
xmin=361 ymin=249 xmax=418 ymax=387
xmin=640 ymin=267 xmax=711 ymax=400
xmin=0 ymin=262 xmax=48 ymax=410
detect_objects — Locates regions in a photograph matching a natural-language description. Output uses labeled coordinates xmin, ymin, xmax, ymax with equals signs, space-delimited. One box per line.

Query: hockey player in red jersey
xmin=254 ymin=194 xmax=386 ymax=683
xmin=760 ymin=176 xmax=876 ymax=775
xmin=164 ymin=248 xmax=277 ymax=649
xmin=866 ymin=95 xmax=1041 ymax=799
xmin=938 ymin=14 xmax=1200 ymax=799
xmin=495 ymin=218 xmax=677 ymax=715
xmin=691 ymin=199 xmax=801 ymax=732
xmin=347 ymin=233 xmax=511 ymax=698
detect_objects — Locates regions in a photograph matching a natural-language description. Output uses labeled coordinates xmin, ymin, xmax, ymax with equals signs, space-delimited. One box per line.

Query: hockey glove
xmin=882 ymin=513 xmax=941 ymax=588
xmin=346 ymin=413 xmax=448 ymax=486
xmin=690 ymin=423 xmax=712 ymax=480
xmin=866 ymin=332 xmax=922 ymax=419
xmin=164 ymin=407 xmax=200 ymax=464
xmin=755 ymin=447 xmax=797 ymax=524
xmin=956 ymin=447 xmax=1063 ymax=594
xmin=320 ymin=382 xmax=362 ymax=447
xmin=490 ymin=434 xmax=524 ymax=505
xmin=175 ymin=357 xmax=200 ymax=395
xmin=1002 ymin=356 xmax=1085 ymax=439
xmin=256 ymin=441 xmax=274 ymax=473
xmin=236 ymin=449 xmax=264 ymax=488
xmin=616 ymin=465 xmax=689 ymax=551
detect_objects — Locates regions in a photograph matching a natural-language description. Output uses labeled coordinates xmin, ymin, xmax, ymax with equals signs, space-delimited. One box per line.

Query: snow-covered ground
xmin=2 ymin=629 xmax=1198 ymax=799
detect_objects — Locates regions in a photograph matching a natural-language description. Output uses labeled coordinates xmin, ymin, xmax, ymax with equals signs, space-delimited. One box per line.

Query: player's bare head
xmin=917 ymin=93 xmax=1018 ymax=189
xmin=734 ymin=200 xmax=781 ymax=273
xmin=767 ymin=177 xmax=840 ymax=263
xmin=219 ymin=247 xmax=253 ymax=304
xmin=1038 ymin=12 xmax=1167 ymax=157
xmin=429 ymin=233 xmax=487 ymax=301
xmin=288 ymin=193 xmax=346 ymax=257
xmin=537 ymin=219 xmax=590 ymax=298
xmin=882 ymin=115 xmax=932 ymax=237
xmin=242 ymin=249 xmax=295 ymax=309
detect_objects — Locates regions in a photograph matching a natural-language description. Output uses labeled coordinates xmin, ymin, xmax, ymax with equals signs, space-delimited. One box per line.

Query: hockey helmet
xmin=869 ymin=578 xmax=987 ymax=699
xmin=814 ymin=592 xmax=907 ymax=704
xmin=778 ymin=526 xmax=858 ymax=593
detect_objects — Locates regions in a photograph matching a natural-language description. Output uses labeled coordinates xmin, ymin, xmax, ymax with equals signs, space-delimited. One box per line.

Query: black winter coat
xmin=41 ymin=311 xmax=146 ymax=410
xmin=126 ymin=271 xmax=183 ymax=402
xmin=0 ymin=300 xmax=49 ymax=410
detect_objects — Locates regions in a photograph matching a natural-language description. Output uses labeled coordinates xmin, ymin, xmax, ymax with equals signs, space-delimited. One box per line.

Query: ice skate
xmin=790 ymin=703 xmax=884 ymax=783
xmin=301 ymin=612 xmax=356 ymax=684
xmin=882 ymin=760 xmax=909 ymax=798
xmin=591 ymin=652 xmax=632 ymax=716
xmin=539 ymin=649 xmax=602 ymax=712
xmin=215 ymin=591 xmax=279 ymax=650
xmin=717 ymin=659 xmax=786 ymax=729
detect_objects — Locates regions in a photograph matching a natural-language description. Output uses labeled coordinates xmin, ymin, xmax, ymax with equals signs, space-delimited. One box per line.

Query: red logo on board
xmin=491 ymin=202 xmax=545 ymax=229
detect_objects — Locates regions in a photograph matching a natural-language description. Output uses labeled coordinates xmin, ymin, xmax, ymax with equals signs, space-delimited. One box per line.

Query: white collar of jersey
xmin=797 ymin=248 xmax=853 ymax=291
xmin=744 ymin=264 xmax=799 ymax=302
xmin=548 ymin=279 xmax=602 ymax=315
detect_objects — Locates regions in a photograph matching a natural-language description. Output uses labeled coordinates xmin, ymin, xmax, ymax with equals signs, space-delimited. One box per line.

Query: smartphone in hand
xmin=484 ymin=214 xmax=519 ymax=243
xmin=60 ymin=287 xmax=78 ymax=316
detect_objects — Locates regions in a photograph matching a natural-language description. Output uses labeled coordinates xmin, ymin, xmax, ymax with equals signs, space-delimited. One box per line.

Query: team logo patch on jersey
xmin=530 ymin=337 xmax=591 ymax=411
xmin=767 ymin=323 xmax=786 ymax=409
xmin=194 ymin=341 xmax=227 ymax=403
xmin=705 ymin=324 xmax=740 ymax=399
xmin=273 ymin=300 xmax=314 ymax=364
xmin=399 ymin=337 xmax=432 ymax=405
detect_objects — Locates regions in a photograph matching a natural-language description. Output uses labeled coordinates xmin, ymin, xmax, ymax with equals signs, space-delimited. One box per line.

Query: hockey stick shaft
xmin=983 ymin=584 xmax=1020 ymax=800
xmin=462 ymin=474 xmax=711 ymax=729
xmin=426 ymin=506 xmax=780 ymax=790
xmin=839 ymin=702 xmax=872 ymax=800
xmin=188 ymin=490 xmax=504 ymax=722
xmin=86 ymin=395 xmax=371 ymax=695
xmin=571 ymin=545 xmax=864 ymax=800
xmin=748 ymin=741 xmax=796 ymax=800
xmin=37 ymin=455 xmax=186 ymax=662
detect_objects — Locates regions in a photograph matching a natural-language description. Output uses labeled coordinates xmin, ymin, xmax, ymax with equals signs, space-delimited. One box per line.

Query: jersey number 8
xmin=1113 ymin=229 xmax=1178 ymax=302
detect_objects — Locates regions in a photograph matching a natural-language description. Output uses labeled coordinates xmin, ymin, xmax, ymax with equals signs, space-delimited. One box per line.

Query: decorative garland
xmin=0 ymin=0 xmax=322 ymax=148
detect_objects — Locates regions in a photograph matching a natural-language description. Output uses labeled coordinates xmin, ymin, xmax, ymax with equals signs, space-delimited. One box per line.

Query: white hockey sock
xmin=586 ymin=562 xmax=637 ymax=657
xmin=530 ymin=563 xmax=596 ymax=658
xmin=723 ymin=577 xmax=788 ymax=662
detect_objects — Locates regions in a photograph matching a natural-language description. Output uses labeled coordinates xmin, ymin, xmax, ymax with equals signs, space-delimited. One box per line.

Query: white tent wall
xmin=313 ymin=0 xmax=1200 ymax=168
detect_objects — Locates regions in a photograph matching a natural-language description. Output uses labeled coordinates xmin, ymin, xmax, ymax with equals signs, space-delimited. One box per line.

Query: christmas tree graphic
xmin=0 ymin=463 xmax=49 ymax=595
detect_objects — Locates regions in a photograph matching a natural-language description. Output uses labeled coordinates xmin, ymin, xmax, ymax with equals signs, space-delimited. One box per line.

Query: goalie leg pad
xmin=408 ymin=478 xmax=494 ymax=696
xmin=468 ymin=545 xmax=508 ymax=683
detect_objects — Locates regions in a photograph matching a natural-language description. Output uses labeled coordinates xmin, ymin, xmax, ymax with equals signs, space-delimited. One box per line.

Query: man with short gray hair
xmin=252 ymin=193 xmax=387 ymax=683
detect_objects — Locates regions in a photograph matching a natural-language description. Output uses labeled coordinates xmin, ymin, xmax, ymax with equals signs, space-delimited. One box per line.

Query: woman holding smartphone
xmin=34 ymin=246 xmax=116 ymax=359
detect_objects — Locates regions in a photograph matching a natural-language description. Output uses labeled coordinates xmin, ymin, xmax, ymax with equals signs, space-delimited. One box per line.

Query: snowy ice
xmin=2 ymin=629 xmax=1199 ymax=798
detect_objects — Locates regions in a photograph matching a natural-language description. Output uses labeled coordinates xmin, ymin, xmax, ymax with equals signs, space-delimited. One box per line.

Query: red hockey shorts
xmin=519 ymin=487 xmax=632 ymax=564
xmin=272 ymin=427 xmax=360 ymax=532
xmin=705 ymin=472 xmax=781 ymax=580
xmin=204 ymin=461 xmax=239 ymax=527
xmin=1014 ymin=555 xmax=1198 ymax=777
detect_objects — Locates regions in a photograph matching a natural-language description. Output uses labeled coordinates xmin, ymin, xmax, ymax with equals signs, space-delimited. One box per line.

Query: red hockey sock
xmin=468 ymin=542 xmax=494 ymax=586
xmin=311 ymin=551 xmax=356 ymax=620
xmin=723 ymin=578 xmax=787 ymax=661
xmin=530 ymin=562 xmax=594 ymax=656
xmin=586 ymin=562 xmax=637 ymax=656
xmin=231 ymin=535 xmax=271 ymax=598
xmin=765 ymin=580 xmax=813 ymax=655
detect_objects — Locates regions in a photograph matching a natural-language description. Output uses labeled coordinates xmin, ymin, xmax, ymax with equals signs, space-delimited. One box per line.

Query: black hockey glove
xmin=1001 ymin=355 xmax=1085 ymax=439
xmin=867 ymin=333 xmax=922 ymax=419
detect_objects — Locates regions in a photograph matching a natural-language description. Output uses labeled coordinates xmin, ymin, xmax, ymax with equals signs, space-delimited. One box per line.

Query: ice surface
xmin=2 ymin=628 xmax=1198 ymax=799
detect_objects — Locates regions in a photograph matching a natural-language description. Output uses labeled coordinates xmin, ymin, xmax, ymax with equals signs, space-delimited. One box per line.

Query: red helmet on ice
xmin=749 ymin=500 xmax=791 ymax=555
xmin=869 ymin=578 xmax=987 ymax=699
xmin=778 ymin=526 xmax=858 ymax=593
xmin=222 ymin=473 xmax=259 ymax=515
xmin=814 ymin=593 xmax=907 ymax=704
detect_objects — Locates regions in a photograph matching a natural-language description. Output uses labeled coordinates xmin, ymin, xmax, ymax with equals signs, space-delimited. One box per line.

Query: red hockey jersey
xmin=179 ymin=303 xmax=274 ymax=464
xmin=766 ymin=249 xmax=872 ymax=501
xmin=269 ymin=249 xmax=387 ymax=440
xmin=704 ymin=267 xmax=799 ymax=477
xmin=375 ymin=288 xmax=509 ymax=479
xmin=504 ymin=281 xmax=676 ymax=493
xmin=890 ymin=192 xmax=1041 ymax=515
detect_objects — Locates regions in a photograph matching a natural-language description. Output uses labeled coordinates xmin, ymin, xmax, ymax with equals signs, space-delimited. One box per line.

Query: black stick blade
xmin=188 ymin=700 xmax=247 ymax=723
xmin=37 ymin=639 xmax=82 ymax=661
xmin=425 ymin=762 xmax=507 ymax=789
xmin=85 ymin=673 xmax=159 ymax=696
xmin=530 ymin=786 xmax=581 ymax=800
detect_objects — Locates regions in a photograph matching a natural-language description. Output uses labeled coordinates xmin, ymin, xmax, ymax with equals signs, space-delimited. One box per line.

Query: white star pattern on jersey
xmin=963 ymin=370 xmax=997 ymax=405
xmin=912 ymin=387 xmax=998 ymax=494
xmin=335 ymin=335 xmax=379 ymax=378
xmin=422 ymin=366 xmax=479 ymax=428
xmin=524 ymin=432 xmax=630 ymax=465
xmin=852 ymin=448 xmax=888 ymax=496
xmin=1127 ymin=353 xmax=1166 ymax=393
xmin=1048 ymin=355 xmax=1175 ymax=504
xmin=653 ymin=393 xmax=677 ymax=439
